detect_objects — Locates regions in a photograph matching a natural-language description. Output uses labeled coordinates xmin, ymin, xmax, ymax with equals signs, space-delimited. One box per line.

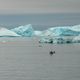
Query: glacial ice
xmin=11 ymin=24 xmax=34 ymax=37
xmin=39 ymin=36 xmax=73 ymax=44
xmin=0 ymin=28 xmax=20 ymax=37
xmin=11 ymin=24 xmax=80 ymax=37
xmin=36 ymin=26 xmax=80 ymax=39
xmin=39 ymin=25 xmax=80 ymax=44
xmin=34 ymin=31 xmax=42 ymax=36
xmin=0 ymin=24 xmax=80 ymax=44
xmin=72 ymin=35 xmax=80 ymax=43
xmin=72 ymin=25 xmax=80 ymax=31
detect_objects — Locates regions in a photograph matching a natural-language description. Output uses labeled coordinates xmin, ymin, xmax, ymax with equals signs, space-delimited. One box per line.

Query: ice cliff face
xmin=39 ymin=25 xmax=80 ymax=44
xmin=11 ymin=24 xmax=80 ymax=37
xmin=0 ymin=28 xmax=20 ymax=37
xmin=10 ymin=24 xmax=80 ymax=44
xmin=11 ymin=24 xmax=34 ymax=37
xmin=40 ymin=27 xmax=80 ymax=37
xmin=0 ymin=24 xmax=80 ymax=44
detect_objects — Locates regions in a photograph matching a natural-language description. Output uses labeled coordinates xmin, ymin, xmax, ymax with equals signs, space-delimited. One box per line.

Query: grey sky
xmin=0 ymin=0 xmax=80 ymax=14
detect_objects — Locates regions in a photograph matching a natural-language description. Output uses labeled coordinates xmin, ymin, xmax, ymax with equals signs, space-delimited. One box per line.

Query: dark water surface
xmin=0 ymin=38 xmax=80 ymax=80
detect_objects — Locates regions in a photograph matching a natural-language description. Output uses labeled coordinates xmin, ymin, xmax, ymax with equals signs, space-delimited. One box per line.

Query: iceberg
xmin=38 ymin=26 xmax=80 ymax=38
xmin=11 ymin=24 xmax=34 ymax=37
xmin=39 ymin=37 xmax=53 ymax=43
xmin=39 ymin=36 xmax=73 ymax=44
xmin=39 ymin=25 xmax=80 ymax=44
xmin=72 ymin=25 xmax=80 ymax=31
xmin=72 ymin=35 xmax=80 ymax=43
xmin=5 ymin=24 xmax=80 ymax=44
xmin=34 ymin=31 xmax=42 ymax=36
xmin=39 ymin=30 xmax=53 ymax=37
xmin=0 ymin=28 xmax=20 ymax=37
xmin=47 ymin=27 xmax=80 ymax=36
xmin=11 ymin=24 xmax=80 ymax=37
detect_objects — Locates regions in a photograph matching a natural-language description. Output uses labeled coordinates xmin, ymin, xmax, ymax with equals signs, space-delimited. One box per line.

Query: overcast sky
xmin=0 ymin=0 xmax=80 ymax=14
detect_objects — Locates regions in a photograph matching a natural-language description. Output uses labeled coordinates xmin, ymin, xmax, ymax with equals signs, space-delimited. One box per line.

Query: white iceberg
xmin=39 ymin=30 xmax=53 ymax=37
xmin=39 ymin=37 xmax=53 ymax=43
xmin=39 ymin=36 xmax=73 ymax=44
xmin=72 ymin=25 xmax=80 ymax=31
xmin=11 ymin=24 xmax=80 ymax=37
xmin=10 ymin=24 xmax=80 ymax=44
xmin=0 ymin=28 xmax=20 ymax=37
xmin=72 ymin=35 xmax=80 ymax=43
xmin=39 ymin=25 xmax=80 ymax=44
xmin=11 ymin=24 xmax=34 ymax=37
xmin=38 ymin=26 xmax=80 ymax=37
xmin=48 ymin=27 xmax=80 ymax=36
xmin=34 ymin=31 xmax=42 ymax=36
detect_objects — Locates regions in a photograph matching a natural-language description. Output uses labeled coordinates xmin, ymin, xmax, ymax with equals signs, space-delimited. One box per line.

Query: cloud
xmin=0 ymin=0 xmax=79 ymax=14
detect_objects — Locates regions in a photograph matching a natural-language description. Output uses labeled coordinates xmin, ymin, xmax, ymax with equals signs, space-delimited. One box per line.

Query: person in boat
xmin=49 ymin=51 xmax=55 ymax=55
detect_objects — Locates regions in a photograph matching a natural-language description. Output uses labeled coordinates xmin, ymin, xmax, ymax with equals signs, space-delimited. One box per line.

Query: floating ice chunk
xmin=40 ymin=30 xmax=53 ymax=37
xmin=39 ymin=26 xmax=80 ymax=37
xmin=36 ymin=25 xmax=80 ymax=44
xmin=39 ymin=37 xmax=53 ymax=43
xmin=0 ymin=28 xmax=20 ymax=37
xmin=72 ymin=25 xmax=80 ymax=31
xmin=72 ymin=35 xmax=80 ymax=43
xmin=48 ymin=27 xmax=80 ymax=36
xmin=39 ymin=36 xmax=73 ymax=44
xmin=11 ymin=24 xmax=80 ymax=37
xmin=34 ymin=31 xmax=42 ymax=36
xmin=11 ymin=24 xmax=34 ymax=37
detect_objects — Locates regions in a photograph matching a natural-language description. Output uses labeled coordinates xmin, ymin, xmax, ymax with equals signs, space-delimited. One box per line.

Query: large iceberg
xmin=0 ymin=28 xmax=20 ymax=37
xmin=0 ymin=24 xmax=79 ymax=44
xmin=10 ymin=24 xmax=80 ymax=44
xmin=39 ymin=25 xmax=80 ymax=44
xmin=39 ymin=36 xmax=73 ymax=44
xmin=37 ymin=26 xmax=80 ymax=38
xmin=11 ymin=24 xmax=80 ymax=37
xmin=11 ymin=24 xmax=34 ymax=37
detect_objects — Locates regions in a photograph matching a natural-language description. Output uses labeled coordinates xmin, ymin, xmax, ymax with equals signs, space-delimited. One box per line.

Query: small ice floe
xmin=0 ymin=27 xmax=20 ymax=37
xmin=72 ymin=35 xmax=80 ymax=43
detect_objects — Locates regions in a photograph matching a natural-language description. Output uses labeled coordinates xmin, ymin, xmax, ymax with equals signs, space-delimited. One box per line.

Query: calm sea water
xmin=0 ymin=37 xmax=80 ymax=80
xmin=0 ymin=13 xmax=80 ymax=30
xmin=0 ymin=14 xmax=80 ymax=80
